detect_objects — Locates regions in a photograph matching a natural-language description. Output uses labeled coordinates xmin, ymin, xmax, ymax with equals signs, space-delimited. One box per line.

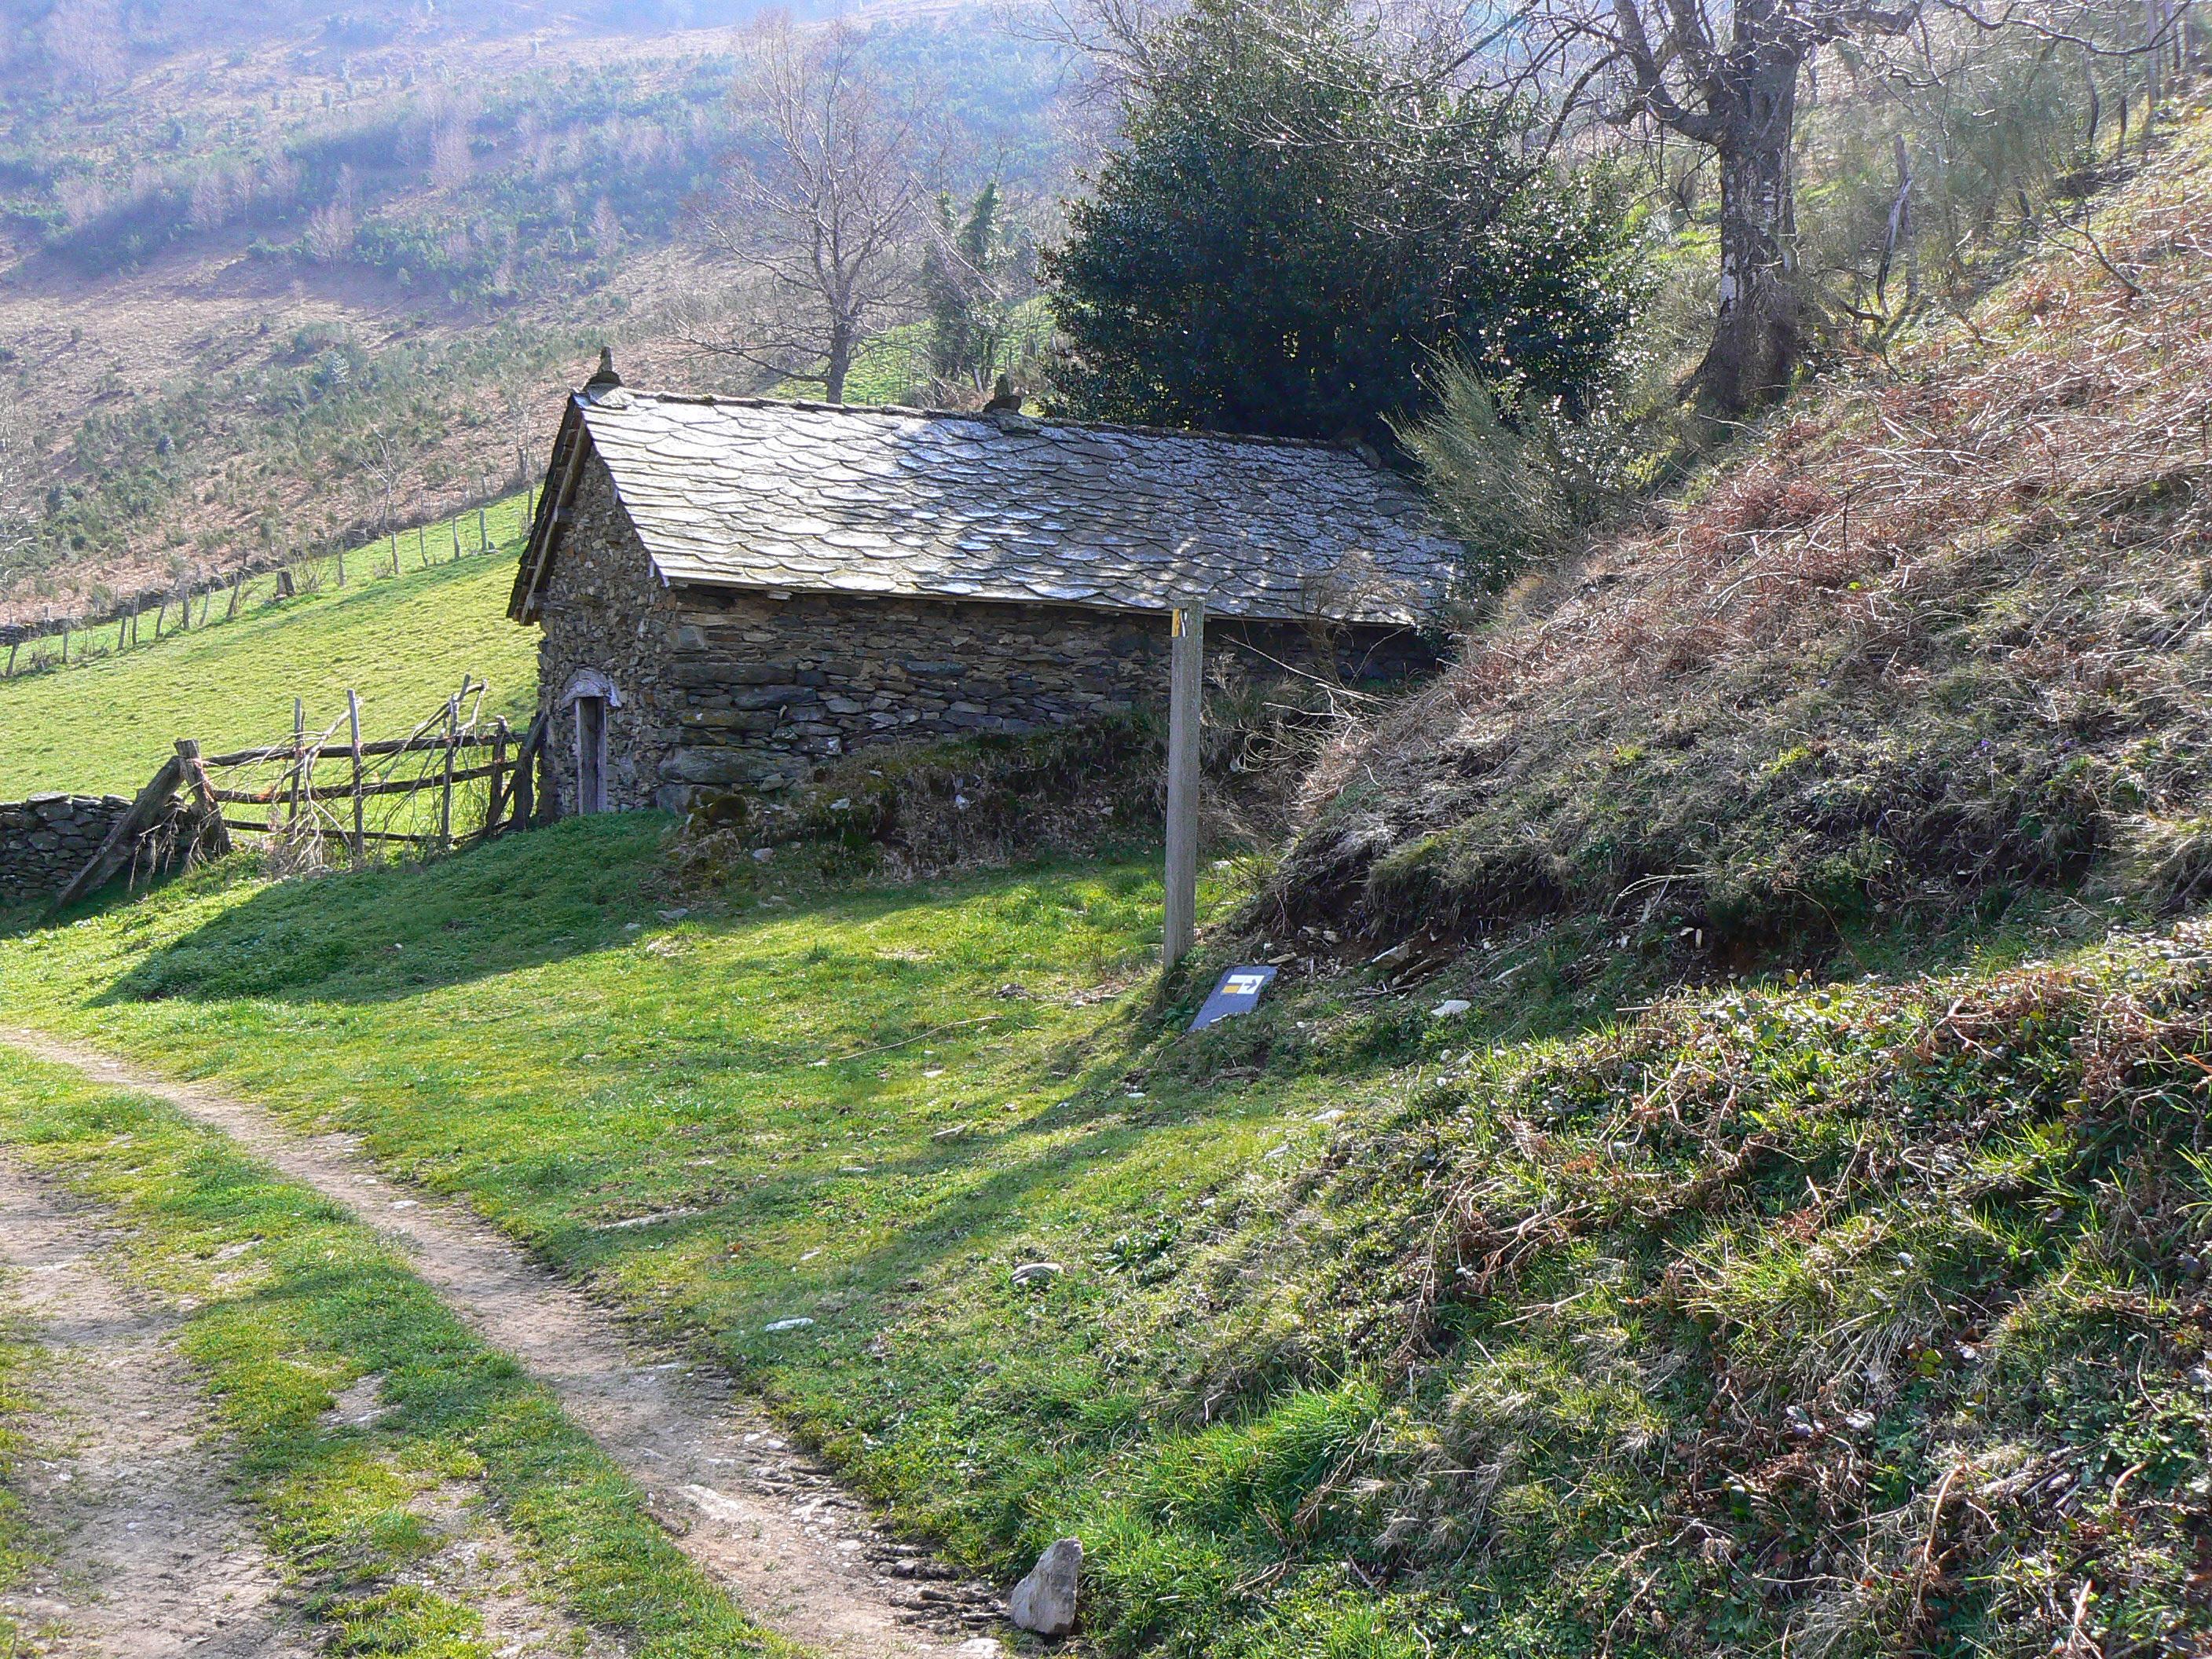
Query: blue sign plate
xmin=1189 ymin=965 xmax=1278 ymax=1031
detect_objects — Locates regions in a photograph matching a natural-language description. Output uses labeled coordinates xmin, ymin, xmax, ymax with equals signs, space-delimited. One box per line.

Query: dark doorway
xmin=575 ymin=695 xmax=607 ymax=814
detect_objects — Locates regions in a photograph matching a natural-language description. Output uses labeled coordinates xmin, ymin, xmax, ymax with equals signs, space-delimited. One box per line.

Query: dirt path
xmin=0 ymin=1030 xmax=1012 ymax=1659
xmin=0 ymin=1159 xmax=312 ymax=1658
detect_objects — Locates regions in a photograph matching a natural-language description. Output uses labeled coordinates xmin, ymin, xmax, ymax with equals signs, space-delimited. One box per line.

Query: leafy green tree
xmin=1043 ymin=0 xmax=1645 ymax=448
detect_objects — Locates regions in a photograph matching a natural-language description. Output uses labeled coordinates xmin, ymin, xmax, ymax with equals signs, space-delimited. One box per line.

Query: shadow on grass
xmin=86 ymin=814 xmax=683 ymax=1006
xmin=82 ymin=811 xmax=1167 ymax=1011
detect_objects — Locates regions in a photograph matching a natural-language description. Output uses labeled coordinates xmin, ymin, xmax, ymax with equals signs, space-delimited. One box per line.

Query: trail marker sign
xmin=1189 ymin=965 xmax=1277 ymax=1031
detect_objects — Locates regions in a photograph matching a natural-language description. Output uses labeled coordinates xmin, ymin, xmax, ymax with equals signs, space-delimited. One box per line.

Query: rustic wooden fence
xmin=52 ymin=679 xmax=544 ymax=910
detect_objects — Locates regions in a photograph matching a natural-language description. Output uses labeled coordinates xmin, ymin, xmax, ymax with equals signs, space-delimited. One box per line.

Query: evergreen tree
xmin=922 ymin=182 xmax=1010 ymax=391
xmin=1044 ymin=0 xmax=1645 ymax=449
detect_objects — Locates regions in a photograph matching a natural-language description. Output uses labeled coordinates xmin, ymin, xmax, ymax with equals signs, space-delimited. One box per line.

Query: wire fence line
xmin=1 ymin=489 xmax=540 ymax=681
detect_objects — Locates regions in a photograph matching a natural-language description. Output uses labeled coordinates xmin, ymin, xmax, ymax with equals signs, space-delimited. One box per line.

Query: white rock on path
xmin=1007 ymin=1536 xmax=1082 ymax=1637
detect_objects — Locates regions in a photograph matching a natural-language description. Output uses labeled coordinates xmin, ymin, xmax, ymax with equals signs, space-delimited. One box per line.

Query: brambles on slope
xmin=1269 ymin=108 xmax=2212 ymax=958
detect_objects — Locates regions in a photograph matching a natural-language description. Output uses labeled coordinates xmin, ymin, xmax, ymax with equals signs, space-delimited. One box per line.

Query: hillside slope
xmin=0 ymin=2 xmax=1068 ymax=628
xmin=1270 ymin=101 xmax=2212 ymax=963
xmin=0 ymin=498 xmax=533 ymax=797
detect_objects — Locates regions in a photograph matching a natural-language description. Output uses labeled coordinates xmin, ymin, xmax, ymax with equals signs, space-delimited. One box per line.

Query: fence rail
xmin=49 ymin=677 xmax=541 ymax=912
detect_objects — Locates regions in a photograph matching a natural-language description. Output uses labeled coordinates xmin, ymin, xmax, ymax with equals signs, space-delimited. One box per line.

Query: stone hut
xmin=508 ymin=361 xmax=1464 ymax=815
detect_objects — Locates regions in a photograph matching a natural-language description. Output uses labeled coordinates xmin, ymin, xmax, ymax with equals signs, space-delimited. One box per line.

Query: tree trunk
xmin=824 ymin=321 xmax=855 ymax=405
xmin=1691 ymin=50 xmax=1809 ymax=419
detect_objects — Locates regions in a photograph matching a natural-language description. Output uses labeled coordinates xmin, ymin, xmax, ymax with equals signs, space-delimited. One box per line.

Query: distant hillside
xmin=1269 ymin=97 xmax=2212 ymax=962
xmin=0 ymin=1 xmax=1071 ymax=628
xmin=0 ymin=496 xmax=535 ymax=797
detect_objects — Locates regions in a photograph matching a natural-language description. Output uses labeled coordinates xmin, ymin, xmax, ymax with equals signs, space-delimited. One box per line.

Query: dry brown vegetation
xmin=1273 ymin=96 xmax=2212 ymax=954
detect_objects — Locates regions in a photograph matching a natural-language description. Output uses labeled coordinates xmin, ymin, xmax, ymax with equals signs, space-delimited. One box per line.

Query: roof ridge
xmin=588 ymin=388 xmax=1372 ymax=457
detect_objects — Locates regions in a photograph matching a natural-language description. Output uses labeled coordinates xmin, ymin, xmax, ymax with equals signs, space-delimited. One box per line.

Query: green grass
xmin=0 ymin=1291 xmax=42 ymax=1652
xmin=3 ymin=818 xmax=2203 ymax=1656
xmin=0 ymin=497 xmax=537 ymax=798
xmin=0 ymin=1043 xmax=797 ymax=1659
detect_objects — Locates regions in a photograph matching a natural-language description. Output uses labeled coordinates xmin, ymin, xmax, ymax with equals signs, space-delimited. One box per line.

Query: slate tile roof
xmin=511 ymin=390 xmax=1465 ymax=627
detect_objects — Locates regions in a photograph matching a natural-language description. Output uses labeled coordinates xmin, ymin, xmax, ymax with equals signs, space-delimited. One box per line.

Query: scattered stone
xmin=762 ymin=1317 xmax=816 ymax=1333
xmin=752 ymin=846 xmax=775 ymax=862
xmin=1430 ymin=998 xmax=1472 ymax=1019
xmin=593 ymin=1208 xmax=702 ymax=1232
xmin=657 ymin=906 xmax=690 ymax=920
xmin=1010 ymin=1262 xmax=1064 ymax=1287
xmin=1007 ymin=1536 xmax=1082 ymax=1637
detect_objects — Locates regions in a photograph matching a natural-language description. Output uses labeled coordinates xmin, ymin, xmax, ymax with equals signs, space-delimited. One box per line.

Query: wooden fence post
xmin=174 ymin=739 xmax=232 ymax=859
xmin=1162 ymin=599 xmax=1205 ymax=970
xmin=53 ymin=756 xmax=185 ymax=911
xmin=509 ymin=712 xmax=544 ymax=831
xmin=438 ymin=694 xmax=459 ymax=848
xmin=287 ymin=698 xmax=306 ymax=844
xmin=482 ymin=716 xmax=510 ymax=841
xmin=341 ymin=689 xmax=363 ymax=862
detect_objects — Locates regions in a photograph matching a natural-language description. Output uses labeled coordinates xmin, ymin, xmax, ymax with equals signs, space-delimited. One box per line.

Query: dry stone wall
xmin=534 ymin=456 xmax=1435 ymax=814
xmin=0 ymin=793 xmax=193 ymax=910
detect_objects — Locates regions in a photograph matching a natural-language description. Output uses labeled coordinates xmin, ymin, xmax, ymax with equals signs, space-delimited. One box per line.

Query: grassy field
xmin=0 ymin=497 xmax=537 ymax=799
xmin=1 ymin=815 xmax=2203 ymax=1657
xmin=0 ymin=1044 xmax=794 ymax=1658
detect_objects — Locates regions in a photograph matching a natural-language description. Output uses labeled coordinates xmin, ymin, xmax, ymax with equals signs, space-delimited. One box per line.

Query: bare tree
xmin=1506 ymin=0 xmax=1918 ymax=417
xmin=361 ymin=425 xmax=407 ymax=553
xmin=45 ymin=0 xmax=126 ymax=98
xmin=0 ymin=412 xmax=38 ymax=600
xmin=695 ymin=20 xmax=932 ymax=403
xmin=1512 ymin=0 xmax=2186 ymax=418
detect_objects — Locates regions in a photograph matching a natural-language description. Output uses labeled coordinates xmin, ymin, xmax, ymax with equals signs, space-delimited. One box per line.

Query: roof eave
xmin=507 ymin=397 xmax=591 ymax=625
xmin=645 ymin=563 xmax=1421 ymax=628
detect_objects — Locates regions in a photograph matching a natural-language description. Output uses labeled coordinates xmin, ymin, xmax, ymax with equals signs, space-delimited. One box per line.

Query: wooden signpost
xmin=1163 ymin=599 xmax=1205 ymax=969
